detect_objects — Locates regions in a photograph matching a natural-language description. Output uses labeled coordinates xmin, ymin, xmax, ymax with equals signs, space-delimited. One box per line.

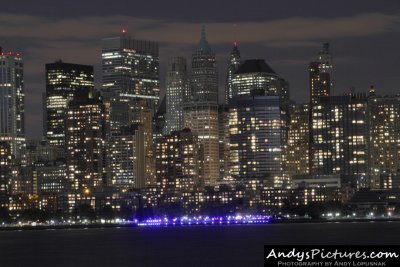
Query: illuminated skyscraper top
xmin=101 ymin=32 xmax=159 ymax=113
xmin=189 ymin=25 xmax=218 ymax=103
xmin=309 ymin=43 xmax=333 ymax=104
xmin=0 ymin=48 xmax=25 ymax=159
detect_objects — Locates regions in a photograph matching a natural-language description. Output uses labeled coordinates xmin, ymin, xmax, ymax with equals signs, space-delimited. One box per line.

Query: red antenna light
xmin=122 ymin=28 xmax=126 ymax=34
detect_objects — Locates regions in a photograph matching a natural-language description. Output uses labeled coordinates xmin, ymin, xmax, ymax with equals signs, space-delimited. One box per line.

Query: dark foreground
xmin=0 ymin=222 xmax=399 ymax=267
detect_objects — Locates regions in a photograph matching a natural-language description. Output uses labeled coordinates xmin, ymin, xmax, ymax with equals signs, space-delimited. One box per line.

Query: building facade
xmin=225 ymin=42 xmax=241 ymax=104
xmin=311 ymin=94 xmax=369 ymax=187
xmin=44 ymin=60 xmax=94 ymax=149
xmin=229 ymin=96 xmax=289 ymax=188
xmin=0 ymin=141 xmax=11 ymax=196
xmin=108 ymin=124 xmax=146 ymax=190
xmin=0 ymin=48 xmax=25 ymax=159
xmin=184 ymin=26 xmax=219 ymax=185
xmin=101 ymin=32 xmax=159 ymax=118
xmin=65 ymin=91 xmax=108 ymax=194
xmin=165 ymin=57 xmax=188 ymax=134
xmin=287 ymin=103 xmax=310 ymax=176
xmin=155 ymin=128 xmax=203 ymax=187
xmin=309 ymin=43 xmax=333 ymax=104
xmin=368 ymin=94 xmax=400 ymax=188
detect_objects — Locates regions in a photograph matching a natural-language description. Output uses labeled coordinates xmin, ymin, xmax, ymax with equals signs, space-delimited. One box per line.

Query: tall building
xmin=155 ymin=128 xmax=203 ymax=187
xmin=165 ymin=57 xmax=188 ymax=134
xmin=225 ymin=41 xmax=241 ymax=104
xmin=0 ymin=47 xmax=25 ymax=159
xmin=0 ymin=141 xmax=11 ymax=195
xmin=229 ymin=96 xmax=288 ymax=188
xmin=183 ymin=26 xmax=219 ymax=185
xmin=188 ymin=26 xmax=218 ymax=103
xmin=108 ymin=124 xmax=146 ymax=190
xmin=287 ymin=104 xmax=310 ymax=176
xmin=65 ymin=91 xmax=108 ymax=194
xmin=130 ymin=100 xmax=155 ymax=186
xmin=44 ymin=60 xmax=94 ymax=149
xmin=368 ymin=93 xmax=400 ymax=183
xmin=101 ymin=32 xmax=159 ymax=118
xmin=309 ymin=43 xmax=333 ymax=104
xmin=311 ymin=94 xmax=368 ymax=187
xmin=218 ymin=104 xmax=230 ymax=180
xmin=154 ymin=96 xmax=166 ymax=138
xmin=101 ymin=32 xmax=159 ymax=186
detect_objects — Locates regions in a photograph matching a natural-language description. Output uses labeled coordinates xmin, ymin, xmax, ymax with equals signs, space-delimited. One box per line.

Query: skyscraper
xmin=65 ymin=91 xmax=108 ymax=194
xmin=368 ymin=93 xmax=400 ymax=186
xmin=165 ymin=57 xmax=188 ymax=134
xmin=229 ymin=96 xmax=288 ymax=188
xmin=311 ymin=94 xmax=368 ymax=187
xmin=101 ymin=32 xmax=159 ymax=117
xmin=108 ymin=124 xmax=146 ymax=190
xmin=229 ymin=59 xmax=290 ymax=188
xmin=44 ymin=60 xmax=94 ymax=149
xmin=188 ymin=26 xmax=218 ymax=103
xmin=102 ymin=32 xmax=159 ymax=186
xmin=225 ymin=41 xmax=241 ymax=104
xmin=0 ymin=47 xmax=25 ymax=159
xmin=287 ymin=104 xmax=310 ymax=176
xmin=309 ymin=43 xmax=333 ymax=104
xmin=183 ymin=26 xmax=219 ymax=186
xmin=0 ymin=141 xmax=11 ymax=196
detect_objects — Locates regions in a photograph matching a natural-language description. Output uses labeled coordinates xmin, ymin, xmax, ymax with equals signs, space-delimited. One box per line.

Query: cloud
xmin=1 ymin=12 xmax=399 ymax=138
xmin=0 ymin=12 xmax=398 ymax=45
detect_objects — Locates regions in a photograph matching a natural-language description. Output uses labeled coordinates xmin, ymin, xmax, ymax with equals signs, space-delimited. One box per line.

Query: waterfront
xmin=0 ymin=222 xmax=399 ymax=267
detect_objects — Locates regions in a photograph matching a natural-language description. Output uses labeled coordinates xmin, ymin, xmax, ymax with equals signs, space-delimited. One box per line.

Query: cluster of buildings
xmin=1 ymin=27 xmax=400 ymax=219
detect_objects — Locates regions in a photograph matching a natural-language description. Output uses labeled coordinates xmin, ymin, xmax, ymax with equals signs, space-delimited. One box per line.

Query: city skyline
xmin=1 ymin=1 xmax=400 ymax=138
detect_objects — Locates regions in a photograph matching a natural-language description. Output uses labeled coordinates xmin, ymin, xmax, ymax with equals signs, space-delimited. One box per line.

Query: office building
xmin=44 ymin=60 xmax=94 ymax=149
xmin=0 ymin=141 xmax=11 ymax=195
xmin=101 ymin=32 xmax=159 ymax=126
xmin=287 ymin=104 xmax=310 ymax=176
xmin=108 ymin=124 xmax=146 ymax=190
xmin=0 ymin=47 xmax=25 ymax=159
xmin=229 ymin=96 xmax=289 ymax=188
xmin=225 ymin=41 xmax=241 ymax=104
xmin=65 ymin=91 xmax=108 ymax=194
xmin=184 ymin=26 xmax=219 ymax=185
xmin=368 ymin=94 xmax=400 ymax=175
xmin=309 ymin=43 xmax=333 ymax=104
xmin=155 ymin=128 xmax=203 ymax=187
xmin=165 ymin=57 xmax=188 ymax=134
xmin=311 ymin=94 xmax=369 ymax=187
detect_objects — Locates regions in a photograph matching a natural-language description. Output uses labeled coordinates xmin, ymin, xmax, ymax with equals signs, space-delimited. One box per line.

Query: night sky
xmin=1 ymin=0 xmax=400 ymax=139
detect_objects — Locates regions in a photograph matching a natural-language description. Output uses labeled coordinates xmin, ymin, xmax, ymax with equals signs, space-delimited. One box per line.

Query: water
xmin=0 ymin=222 xmax=399 ymax=267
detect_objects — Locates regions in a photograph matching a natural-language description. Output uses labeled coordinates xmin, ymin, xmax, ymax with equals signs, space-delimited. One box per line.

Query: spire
xmin=195 ymin=25 xmax=212 ymax=55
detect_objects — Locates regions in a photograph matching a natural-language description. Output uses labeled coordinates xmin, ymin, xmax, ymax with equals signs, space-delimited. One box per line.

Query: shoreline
xmin=1 ymin=217 xmax=399 ymax=232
